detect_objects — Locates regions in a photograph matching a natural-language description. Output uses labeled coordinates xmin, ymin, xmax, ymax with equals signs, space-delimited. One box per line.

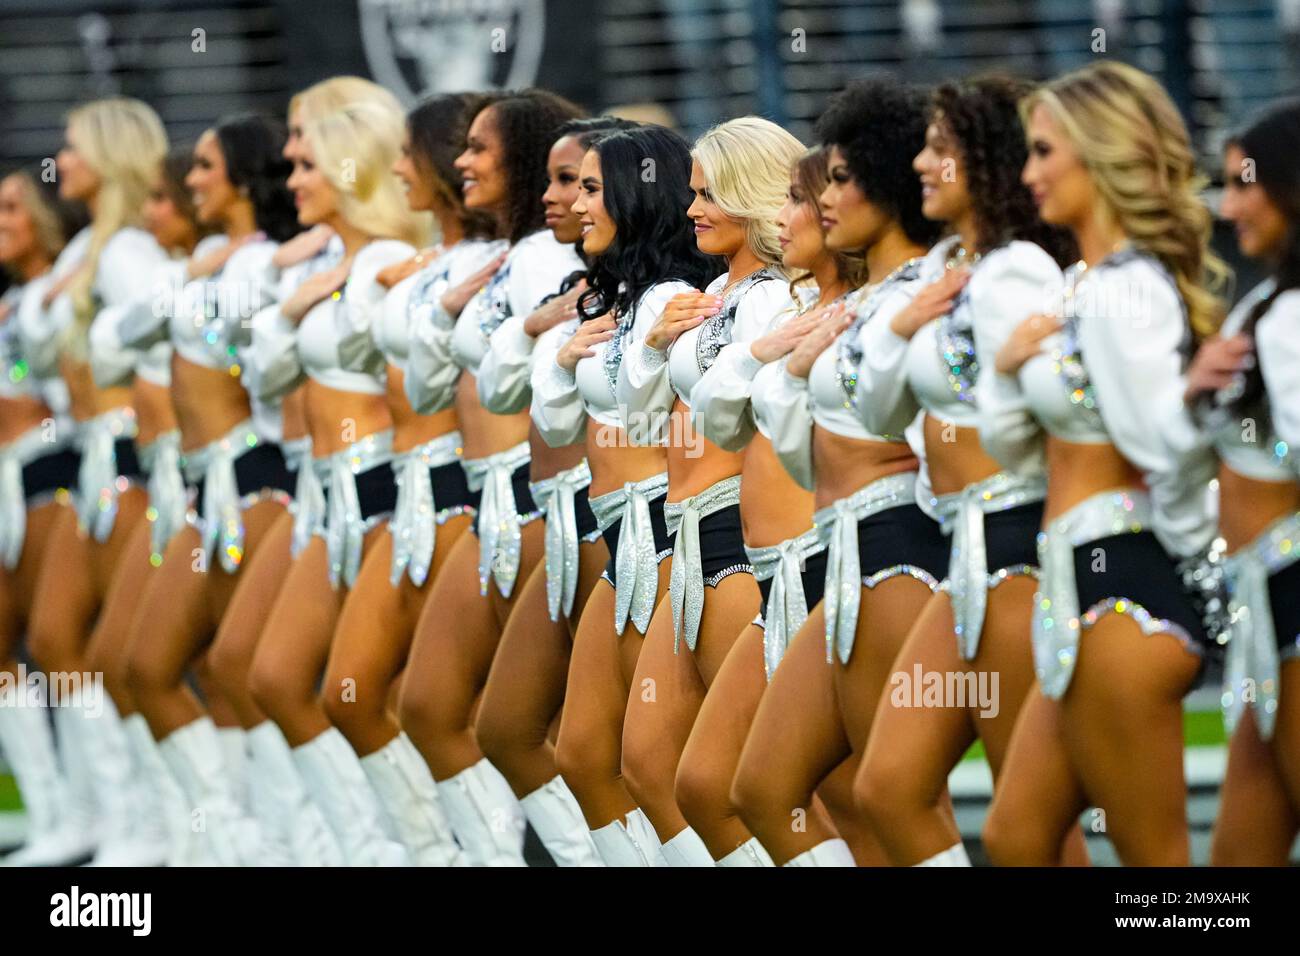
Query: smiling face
xmin=687 ymin=158 xmax=746 ymax=258
xmin=56 ymin=125 xmax=100 ymax=203
xmin=542 ymin=134 xmax=586 ymax=244
xmin=573 ymin=148 xmax=615 ymax=256
xmin=285 ymin=137 xmax=338 ymax=227
xmin=142 ymin=173 xmax=195 ymax=252
xmin=1020 ymin=104 xmax=1095 ymax=230
xmin=393 ymin=128 xmax=436 ymax=212
xmin=913 ymin=117 xmax=970 ymax=225
xmin=1221 ymin=143 xmax=1290 ymax=260
xmin=775 ymin=170 xmax=826 ymax=272
xmin=185 ymin=130 xmax=242 ymax=226
xmin=819 ymin=143 xmax=891 ymax=253
xmin=0 ymin=175 xmax=41 ymax=267
xmin=454 ymin=106 xmax=508 ymax=214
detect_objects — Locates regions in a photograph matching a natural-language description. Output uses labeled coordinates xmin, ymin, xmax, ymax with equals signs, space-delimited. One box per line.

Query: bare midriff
xmin=667 ymin=396 xmax=743 ymax=504
xmin=131 ymin=377 xmax=178 ymax=447
xmin=1042 ymin=437 xmax=1144 ymax=523
xmin=280 ymin=387 xmax=308 ymax=443
xmin=387 ymin=363 xmax=458 ymax=455
xmin=305 ymin=378 xmax=392 ymax=458
xmin=61 ymin=355 xmax=133 ymax=424
xmin=812 ymin=428 xmax=919 ymax=511
xmin=170 ymin=354 xmax=252 ymax=453
xmin=529 ymin=423 xmax=585 ymax=482
xmin=0 ymin=395 xmax=51 ymax=444
xmin=584 ymin=418 xmax=667 ymax=499
xmin=740 ymin=434 xmax=812 ymax=548
xmin=1218 ymin=464 xmax=1300 ymax=554
xmin=455 ymin=371 xmax=529 ymax=462
xmin=923 ymin=414 xmax=1007 ymax=496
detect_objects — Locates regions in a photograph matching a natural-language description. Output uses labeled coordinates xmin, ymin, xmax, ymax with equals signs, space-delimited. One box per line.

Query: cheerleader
xmin=1191 ymin=99 xmax=1300 ymax=865
xmin=398 ymin=89 xmax=585 ymax=866
xmin=472 ymin=118 xmax=643 ymax=867
xmin=312 ymin=92 xmax=500 ymax=867
xmin=532 ymin=125 xmax=718 ymax=864
xmin=14 ymin=99 xmax=168 ymax=866
xmin=848 ymin=76 xmax=1081 ymax=866
xmin=0 ymin=168 xmax=87 ymax=865
xmin=726 ymin=78 xmax=947 ymax=866
xmin=981 ymin=62 xmax=1227 ymax=866
xmin=617 ymin=117 xmax=802 ymax=863
xmin=120 ymin=113 xmax=305 ymax=866
xmin=242 ymin=97 xmax=429 ymax=866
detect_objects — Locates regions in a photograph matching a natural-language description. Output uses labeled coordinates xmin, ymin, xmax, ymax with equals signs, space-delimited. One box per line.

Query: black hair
xmin=1224 ymin=97 xmax=1300 ymax=415
xmin=931 ymin=74 xmax=1078 ymax=267
xmin=577 ymin=125 xmax=723 ymax=320
xmin=213 ymin=113 xmax=299 ymax=243
xmin=815 ymin=75 xmax=941 ymax=249
xmin=470 ymin=88 xmax=585 ymax=244
xmin=407 ymin=91 xmax=498 ymax=240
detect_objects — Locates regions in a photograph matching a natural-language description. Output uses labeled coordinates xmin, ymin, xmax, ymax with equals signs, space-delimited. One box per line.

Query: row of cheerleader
xmin=0 ymin=61 xmax=1297 ymax=868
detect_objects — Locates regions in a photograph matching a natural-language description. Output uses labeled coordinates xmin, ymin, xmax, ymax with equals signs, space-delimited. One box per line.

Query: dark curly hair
xmin=577 ymin=125 xmax=722 ymax=321
xmin=469 ymin=89 xmax=585 ymax=244
xmin=213 ymin=113 xmax=299 ymax=243
xmin=815 ymin=74 xmax=940 ymax=249
xmin=931 ymin=74 xmax=1077 ymax=266
xmin=408 ymin=92 xmax=498 ymax=240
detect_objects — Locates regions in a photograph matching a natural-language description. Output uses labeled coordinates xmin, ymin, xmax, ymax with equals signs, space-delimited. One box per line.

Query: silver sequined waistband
xmin=463 ymin=440 xmax=532 ymax=599
xmin=746 ymin=524 xmax=823 ymax=680
xmin=665 ymin=473 xmax=743 ymax=653
xmin=139 ymin=429 xmax=186 ymax=561
xmin=320 ymin=429 xmax=396 ymax=589
xmin=389 ymin=430 xmax=466 ymax=588
xmin=530 ymin=458 xmax=595 ymax=621
xmin=74 ymin=407 xmax=139 ymax=544
xmin=589 ymin=471 xmax=669 ymax=635
xmin=181 ymin=419 xmax=265 ymax=573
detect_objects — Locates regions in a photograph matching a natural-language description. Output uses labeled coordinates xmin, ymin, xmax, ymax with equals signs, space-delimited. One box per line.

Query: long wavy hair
xmin=577 ymin=125 xmax=722 ymax=321
xmin=289 ymin=76 xmax=402 ymax=131
xmin=785 ymin=146 xmax=864 ymax=295
xmin=931 ymin=75 xmax=1077 ymax=268
xmin=65 ymin=98 xmax=168 ymax=328
xmin=466 ymin=89 xmax=585 ymax=244
xmin=1 ymin=168 xmax=87 ymax=278
xmin=692 ymin=116 xmax=805 ymax=268
xmin=407 ymin=92 xmax=499 ymax=241
xmin=1223 ymin=97 xmax=1300 ymax=411
xmin=213 ymin=114 xmax=298 ymax=243
xmin=1021 ymin=62 xmax=1227 ymax=337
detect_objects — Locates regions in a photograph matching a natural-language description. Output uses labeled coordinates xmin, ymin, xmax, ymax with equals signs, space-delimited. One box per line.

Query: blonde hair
xmin=289 ymin=75 xmax=402 ymax=129
xmin=1022 ymin=61 xmax=1227 ymax=338
xmin=3 ymin=171 xmax=74 ymax=267
xmin=693 ymin=116 xmax=804 ymax=266
xmin=66 ymin=98 xmax=167 ymax=328
xmin=303 ymin=99 xmax=429 ymax=247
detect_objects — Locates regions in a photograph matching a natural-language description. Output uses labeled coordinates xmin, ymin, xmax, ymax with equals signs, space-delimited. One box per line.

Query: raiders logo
xmin=358 ymin=0 xmax=547 ymax=103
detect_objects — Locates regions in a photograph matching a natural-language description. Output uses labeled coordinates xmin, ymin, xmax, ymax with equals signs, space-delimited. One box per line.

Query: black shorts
xmin=694 ymin=503 xmax=751 ymax=586
xmin=980 ymin=501 xmax=1044 ymax=576
xmin=757 ymin=548 xmax=829 ymax=622
xmin=470 ymin=461 xmax=540 ymax=537
xmin=572 ymin=485 xmax=599 ymax=539
xmin=600 ymin=493 xmax=673 ymax=586
xmin=114 ymin=437 xmax=143 ymax=481
xmin=861 ymin=502 xmax=950 ymax=586
xmin=21 ymin=447 xmax=80 ymax=501
xmin=352 ymin=460 xmax=399 ymax=521
xmin=194 ymin=443 xmax=294 ymax=503
xmin=1072 ymin=531 xmax=1213 ymax=657
xmin=430 ymin=458 xmax=479 ymax=516
xmin=1270 ymin=559 xmax=1300 ymax=659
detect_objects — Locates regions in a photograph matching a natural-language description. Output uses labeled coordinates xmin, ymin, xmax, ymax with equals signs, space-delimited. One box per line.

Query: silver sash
xmin=0 ymin=423 xmax=69 ymax=569
xmin=75 ymin=407 xmax=138 ymax=543
xmin=814 ymin=471 xmax=920 ymax=667
xmin=463 ymin=440 xmax=531 ymax=599
xmin=324 ymin=430 xmax=395 ymax=590
xmin=139 ymin=429 xmax=187 ymax=561
xmin=529 ymin=458 xmax=594 ymax=621
xmin=933 ymin=471 xmax=1045 ymax=661
xmin=664 ymin=474 xmax=744 ymax=653
xmin=281 ymin=435 xmax=316 ymax=559
xmin=389 ymin=431 xmax=465 ymax=588
xmin=182 ymin=419 xmax=264 ymax=574
xmin=746 ymin=525 xmax=823 ymax=680
xmin=1221 ymin=510 xmax=1300 ymax=740
xmin=589 ymin=471 xmax=670 ymax=636
xmin=1033 ymin=488 xmax=1152 ymax=700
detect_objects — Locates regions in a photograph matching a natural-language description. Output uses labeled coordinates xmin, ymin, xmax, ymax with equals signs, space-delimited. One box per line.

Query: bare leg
xmin=0 ymin=500 xmax=62 ymax=667
xmin=84 ymin=518 xmax=152 ymax=715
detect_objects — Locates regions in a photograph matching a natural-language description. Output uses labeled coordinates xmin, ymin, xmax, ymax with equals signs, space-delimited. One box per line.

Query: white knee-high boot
xmin=517 ymin=775 xmax=603 ymax=867
xmin=589 ymin=807 xmax=666 ymax=867
xmin=657 ymin=824 xmax=715 ymax=866
xmin=437 ymin=758 xmax=527 ymax=866
xmin=715 ymin=836 xmax=774 ymax=867
xmin=292 ymin=727 xmax=409 ymax=867
xmin=914 ymin=842 xmax=972 ymax=866
xmin=158 ymin=716 xmax=262 ymax=866
xmin=83 ymin=697 xmax=168 ymax=866
xmin=784 ymin=838 xmax=856 ymax=867
xmin=217 ymin=726 xmax=249 ymax=813
xmin=247 ymin=721 xmax=342 ymax=866
xmin=122 ymin=713 xmax=200 ymax=866
xmin=360 ymin=733 xmax=464 ymax=866
xmin=50 ymin=689 xmax=101 ymax=855
xmin=0 ymin=698 xmax=94 ymax=866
